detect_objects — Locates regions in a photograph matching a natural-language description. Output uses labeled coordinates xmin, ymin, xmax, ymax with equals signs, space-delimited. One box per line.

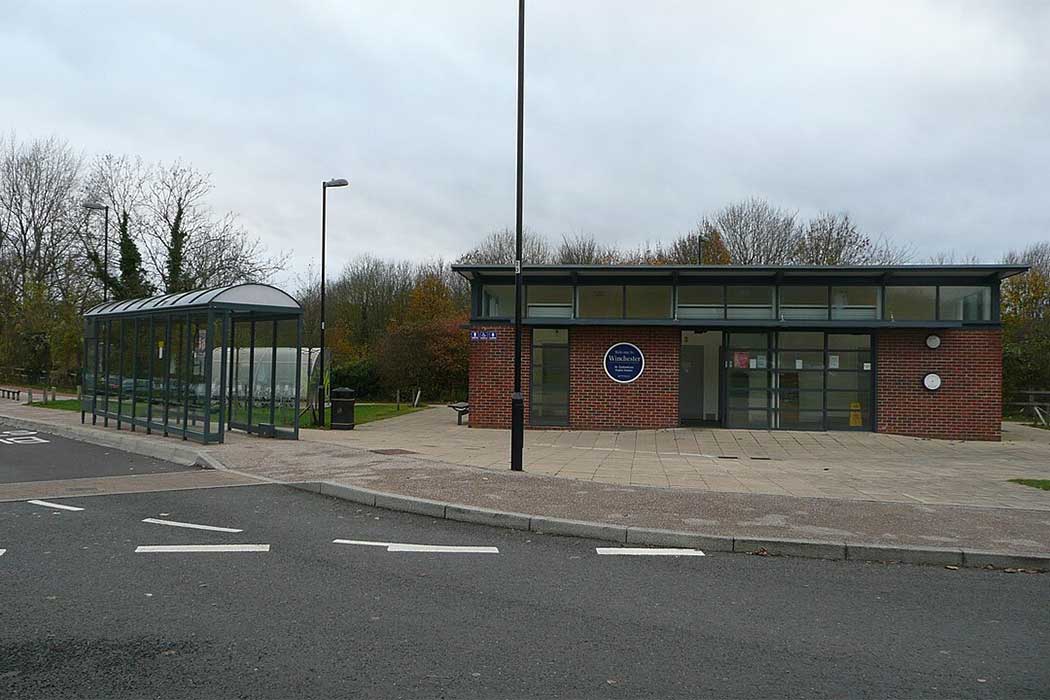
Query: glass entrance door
xmin=680 ymin=330 xmax=722 ymax=425
xmin=530 ymin=329 xmax=569 ymax=426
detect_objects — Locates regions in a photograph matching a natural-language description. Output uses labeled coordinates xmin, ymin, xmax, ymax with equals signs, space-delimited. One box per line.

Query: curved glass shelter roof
xmin=84 ymin=283 xmax=302 ymax=318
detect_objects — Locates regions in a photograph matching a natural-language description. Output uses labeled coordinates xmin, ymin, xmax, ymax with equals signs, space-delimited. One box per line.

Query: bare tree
xmin=926 ymin=250 xmax=982 ymax=265
xmin=0 ymin=134 xmax=83 ymax=301
xmin=456 ymin=227 xmax=554 ymax=264
xmin=555 ymin=232 xmax=620 ymax=264
xmin=141 ymin=161 xmax=283 ymax=293
xmin=794 ymin=212 xmax=912 ymax=265
xmin=699 ymin=198 xmax=801 ymax=265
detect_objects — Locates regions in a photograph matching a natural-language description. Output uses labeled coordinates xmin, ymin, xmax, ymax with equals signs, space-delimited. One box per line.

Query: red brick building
xmin=455 ymin=264 xmax=1027 ymax=441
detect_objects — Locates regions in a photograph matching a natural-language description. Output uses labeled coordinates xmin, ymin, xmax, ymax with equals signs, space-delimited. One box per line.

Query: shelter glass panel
xmin=273 ymin=318 xmax=300 ymax=435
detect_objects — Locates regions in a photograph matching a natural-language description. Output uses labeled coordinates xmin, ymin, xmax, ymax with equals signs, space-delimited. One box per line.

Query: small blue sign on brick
xmin=470 ymin=330 xmax=498 ymax=341
xmin=604 ymin=342 xmax=644 ymax=383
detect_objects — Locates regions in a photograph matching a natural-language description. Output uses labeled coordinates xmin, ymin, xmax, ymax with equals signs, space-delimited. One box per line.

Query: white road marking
xmin=334 ymin=539 xmax=499 ymax=554
xmin=27 ymin=499 xmax=84 ymax=512
xmin=142 ymin=518 xmax=243 ymax=533
xmin=0 ymin=549 xmax=6 ymax=557
xmin=135 ymin=544 xmax=269 ymax=553
xmin=596 ymin=547 xmax=705 ymax=557
xmin=387 ymin=544 xmax=499 ymax=554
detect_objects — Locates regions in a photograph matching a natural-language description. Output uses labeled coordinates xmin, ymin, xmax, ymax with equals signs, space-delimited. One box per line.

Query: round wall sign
xmin=926 ymin=334 xmax=941 ymax=349
xmin=923 ymin=373 xmax=942 ymax=391
xmin=604 ymin=342 xmax=645 ymax=384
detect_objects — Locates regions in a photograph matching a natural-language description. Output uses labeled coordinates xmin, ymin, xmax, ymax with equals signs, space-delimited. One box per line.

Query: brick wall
xmin=875 ymin=328 xmax=1002 ymax=441
xmin=467 ymin=324 xmax=679 ymax=430
xmin=467 ymin=325 xmax=530 ymax=428
xmin=568 ymin=327 xmax=679 ymax=430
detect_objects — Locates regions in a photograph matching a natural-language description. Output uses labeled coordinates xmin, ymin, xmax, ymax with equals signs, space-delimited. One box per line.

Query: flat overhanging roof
xmin=452 ymin=263 xmax=1029 ymax=282
xmin=84 ymin=283 xmax=302 ymax=319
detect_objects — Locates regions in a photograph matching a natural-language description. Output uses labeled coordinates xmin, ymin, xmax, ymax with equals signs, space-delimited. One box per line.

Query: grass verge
xmin=300 ymin=403 xmax=425 ymax=429
xmin=1009 ymin=478 xmax=1050 ymax=491
xmin=31 ymin=399 xmax=81 ymax=412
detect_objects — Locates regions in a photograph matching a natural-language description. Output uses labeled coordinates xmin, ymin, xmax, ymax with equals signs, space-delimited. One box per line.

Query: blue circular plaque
xmin=604 ymin=342 xmax=645 ymax=384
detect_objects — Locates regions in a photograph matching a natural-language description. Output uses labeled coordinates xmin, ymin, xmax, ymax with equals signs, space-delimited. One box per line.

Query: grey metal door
xmin=679 ymin=344 xmax=704 ymax=425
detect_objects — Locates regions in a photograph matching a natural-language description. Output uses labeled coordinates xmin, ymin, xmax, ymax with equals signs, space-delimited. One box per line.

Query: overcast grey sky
xmin=3 ymin=1 xmax=1048 ymax=284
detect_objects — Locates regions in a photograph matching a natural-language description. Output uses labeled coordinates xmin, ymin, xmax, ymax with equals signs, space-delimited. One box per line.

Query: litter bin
xmin=330 ymin=387 xmax=356 ymax=430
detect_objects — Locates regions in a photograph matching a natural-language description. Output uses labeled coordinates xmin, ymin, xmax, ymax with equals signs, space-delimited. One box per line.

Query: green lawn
xmin=31 ymin=399 xmax=81 ymax=412
xmin=1009 ymin=478 xmax=1050 ymax=491
xmin=302 ymin=403 xmax=424 ymax=429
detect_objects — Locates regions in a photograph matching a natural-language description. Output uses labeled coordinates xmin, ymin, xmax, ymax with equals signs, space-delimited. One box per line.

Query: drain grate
xmin=370 ymin=448 xmax=419 ymax=456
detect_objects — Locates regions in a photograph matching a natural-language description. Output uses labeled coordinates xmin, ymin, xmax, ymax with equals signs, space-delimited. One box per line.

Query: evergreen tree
xmin=165 ymin=204 xmax=186 ymax=293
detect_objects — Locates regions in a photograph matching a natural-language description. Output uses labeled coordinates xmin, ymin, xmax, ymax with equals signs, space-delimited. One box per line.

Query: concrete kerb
xmin=296 ymin=480 xmax=1048 ymax=571
xmin=2 ymin=409 xmax=1047 ymax=573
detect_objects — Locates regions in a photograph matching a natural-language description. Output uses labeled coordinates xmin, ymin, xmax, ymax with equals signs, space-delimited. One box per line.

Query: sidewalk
xmin=2 ymin=401 xmax=1048 ymax=563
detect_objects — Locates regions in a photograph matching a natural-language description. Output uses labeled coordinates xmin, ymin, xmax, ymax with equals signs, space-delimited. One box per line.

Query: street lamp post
xmin=83 ymin=201 xmax=110 ymax=301
xmin=510 ymin=0 xmax=526 ymax=471
xmin=318 ymin=177 xmax=349 ymax=428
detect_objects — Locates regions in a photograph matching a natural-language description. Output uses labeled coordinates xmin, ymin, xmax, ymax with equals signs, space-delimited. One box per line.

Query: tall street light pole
xmin=83 ymin=201 xmax=110 ymax=301
xmin=318 ymin=177 xmax=349 ymax=429
xmin=510 ymin=0 xmax=526 ymax=471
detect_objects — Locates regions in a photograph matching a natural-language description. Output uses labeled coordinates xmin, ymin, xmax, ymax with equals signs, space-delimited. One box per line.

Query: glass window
xmin=527 ymin=285 xmax=572 ymax=318
xmin=828 ymin=333 xmax=870 ymax=350
xmin=885 ymin=286 xmax=936 ymax=321
xmin=778 ymin=331 xmax=824 ymax=349
xmin=625 ymin=285 xmax=672 ymax=319
xmin=779 ymin=286 xmax=828 ymax=320
xmin=727 ymin=286 xmax=774 ymax=319
xmin=831 ymin=286 xmax=880 ymax=320
xmin=677 ymin=286 xmax=724 ymax=319
xmin=577 ymin=285 xmax=623 ymax=318
xmin=939 ymin=286 xmax=991 ymax=321
xmin=481 ymin=285 xmax=515 ymax=318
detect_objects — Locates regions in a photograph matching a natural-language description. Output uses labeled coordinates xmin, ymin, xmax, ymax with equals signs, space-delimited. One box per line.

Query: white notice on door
xmin=829 ymin=355 xmax=840 ymax=369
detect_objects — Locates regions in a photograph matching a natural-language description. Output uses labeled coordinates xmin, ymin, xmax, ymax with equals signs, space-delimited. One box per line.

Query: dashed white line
xmin=27 ymin=499 xmax=84 ymax=512
xmin=0 ymin=549 xmax=6 ymax=557
xmin=135 ymin=544 xmax=270 ymax=553
xmin=142 ymin=518 xmax=243 ymax=533
xmin=596 ymin=547 xmax=705 ymax=557
xmin=334 ymin=539 xmax=499 ymax=554
xmin=387 ymin=544 xmax=499 ymax=554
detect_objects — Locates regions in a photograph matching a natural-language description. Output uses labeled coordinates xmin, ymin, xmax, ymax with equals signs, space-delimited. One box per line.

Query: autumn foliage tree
xmin=377 ymin=274 xmax=468 ymax=401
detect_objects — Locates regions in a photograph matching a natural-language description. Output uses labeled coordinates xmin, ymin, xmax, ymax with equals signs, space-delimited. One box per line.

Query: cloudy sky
xmin=3 ymin=1 xmax=1048 ymax=284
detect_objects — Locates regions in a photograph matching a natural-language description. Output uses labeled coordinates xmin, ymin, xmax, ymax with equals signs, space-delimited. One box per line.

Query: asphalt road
xmin=0 ymin=422 xmax=188 ymax=483
xmin=1 ymin=473 xmax=1048 ymax=699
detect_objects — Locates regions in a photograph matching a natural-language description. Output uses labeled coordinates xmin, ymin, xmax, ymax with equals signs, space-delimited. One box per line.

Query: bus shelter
xmin=82 ymin=284 xmax=305 ymax=444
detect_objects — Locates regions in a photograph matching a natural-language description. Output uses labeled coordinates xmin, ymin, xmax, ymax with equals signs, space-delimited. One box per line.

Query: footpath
xmin=1 ymin=401 xmax=1048 ymax=571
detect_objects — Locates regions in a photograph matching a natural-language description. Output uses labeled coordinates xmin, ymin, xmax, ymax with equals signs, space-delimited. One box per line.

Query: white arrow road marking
xmin=135 ymin=544 xmax=269 ymax=553
xmin=142 ymin=518 xmax=243 ymax=533
xmin=596 ymin=547 xmax=705 ymax=557
xmin=27 ymin=499 xmax=84 ymax=512
xmin=334 ymin=539 xmax=499 ymax=554
xmin=0 ymin=549 xmax=6 ymax=557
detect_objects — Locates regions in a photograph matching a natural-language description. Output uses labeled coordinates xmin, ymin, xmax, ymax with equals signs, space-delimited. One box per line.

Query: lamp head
xmin=82 ymin=200 xmax=107 ymax=211
xmin=324 ymin=178 xmax=349 ymax=188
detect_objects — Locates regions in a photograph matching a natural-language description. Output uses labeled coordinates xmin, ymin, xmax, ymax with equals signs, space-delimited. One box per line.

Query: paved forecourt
xmin=1 ymin=482 xmax=1047 ymax=699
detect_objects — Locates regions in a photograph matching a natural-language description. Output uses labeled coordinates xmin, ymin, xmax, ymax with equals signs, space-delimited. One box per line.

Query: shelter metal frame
xmin=81 ymin=284 xmax=304 ymax=445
